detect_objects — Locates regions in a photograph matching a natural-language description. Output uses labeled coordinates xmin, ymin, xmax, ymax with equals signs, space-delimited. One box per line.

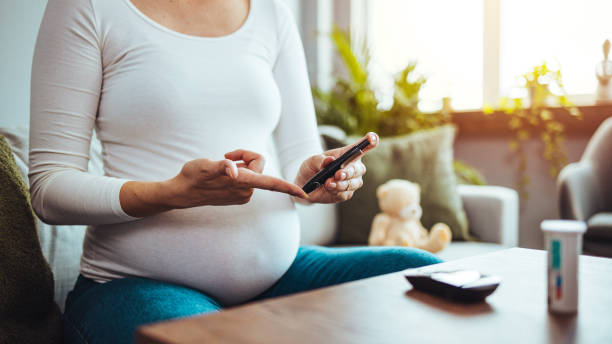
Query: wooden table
xmin=136 ymin=248 xmax=612 ymax=343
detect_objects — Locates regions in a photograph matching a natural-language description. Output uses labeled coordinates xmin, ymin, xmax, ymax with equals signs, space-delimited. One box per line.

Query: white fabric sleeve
xmin=271 ymin=1 xmax=323 ymax=183
xmin=29 ymin=0 xmax=137 ymax=225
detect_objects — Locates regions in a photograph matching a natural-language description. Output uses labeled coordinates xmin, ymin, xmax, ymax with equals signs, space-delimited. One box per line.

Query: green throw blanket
xmin=0 ymin=135 xmax=62 ymax=344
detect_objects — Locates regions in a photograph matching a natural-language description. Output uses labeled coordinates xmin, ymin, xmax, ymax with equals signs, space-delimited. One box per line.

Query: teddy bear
xmin=368 ymin=179 xmax=452 ymax=253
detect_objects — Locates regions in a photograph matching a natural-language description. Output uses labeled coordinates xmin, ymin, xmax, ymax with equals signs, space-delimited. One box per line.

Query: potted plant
xmin=484 ymin=62 xmax=582 ymax=198
xmin=313 ymin=26 xmax=485 ymax=185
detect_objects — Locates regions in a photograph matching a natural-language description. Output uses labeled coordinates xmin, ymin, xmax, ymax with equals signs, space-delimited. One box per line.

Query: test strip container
xmin=541 ymin=220 xmax=587 ymax=313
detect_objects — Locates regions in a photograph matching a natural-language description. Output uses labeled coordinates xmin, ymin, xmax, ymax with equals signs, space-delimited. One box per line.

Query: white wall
xmin=0 ymin=0 xmax=47 ymax=128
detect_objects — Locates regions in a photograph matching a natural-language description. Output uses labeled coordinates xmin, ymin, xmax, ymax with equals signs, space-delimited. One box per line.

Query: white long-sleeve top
xmin=29 ymin=0 xmax=322 ymax=305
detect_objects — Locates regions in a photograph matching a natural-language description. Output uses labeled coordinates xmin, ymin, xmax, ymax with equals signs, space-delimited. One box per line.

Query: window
xmin=499 ymin=0 xmax=612 ymax=99
xmin=368 ymin=0 xmax=483 ymax=111
xmin=365 ymin=0 xmax=612 ymax=111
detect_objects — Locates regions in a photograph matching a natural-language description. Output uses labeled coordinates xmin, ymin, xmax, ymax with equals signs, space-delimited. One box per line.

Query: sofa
xmin=297 ymin=184 xmax=518 ymax=259
xmin=1 ymin=126 xmax=519 ymax=312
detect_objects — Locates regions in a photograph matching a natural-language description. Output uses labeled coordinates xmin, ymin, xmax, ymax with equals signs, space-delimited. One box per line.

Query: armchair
xmin=558 ymin=117 xmax=612 ymax=257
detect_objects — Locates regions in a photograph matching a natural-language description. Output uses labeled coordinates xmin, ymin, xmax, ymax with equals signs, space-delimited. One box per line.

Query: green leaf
xmin=330 ymin=25 xmax=368 ymax=86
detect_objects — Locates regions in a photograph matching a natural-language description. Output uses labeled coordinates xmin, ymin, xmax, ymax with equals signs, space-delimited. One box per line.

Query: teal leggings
xmin=63 ymin=246 xmax=442 ymax=343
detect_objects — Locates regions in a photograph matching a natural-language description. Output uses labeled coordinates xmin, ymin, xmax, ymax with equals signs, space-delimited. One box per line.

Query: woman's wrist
xmin=120 ymin=179 xmax=177 ymax=217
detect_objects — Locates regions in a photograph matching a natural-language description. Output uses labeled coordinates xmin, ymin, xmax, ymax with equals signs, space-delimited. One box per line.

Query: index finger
xmin=237 ymin=168 xmax=308 ymax=199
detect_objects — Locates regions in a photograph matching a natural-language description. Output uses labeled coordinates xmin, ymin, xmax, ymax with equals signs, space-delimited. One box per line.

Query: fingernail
xmin=341 ymin=172 xmax=346 ymax=180
xmin=330 ymin=182 xmax=337 ymax=188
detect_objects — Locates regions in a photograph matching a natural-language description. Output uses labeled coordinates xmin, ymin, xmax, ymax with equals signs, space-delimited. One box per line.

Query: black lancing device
xmin=404 ymin=270 xmax=501 ymax=302
xmin=302 ymin=138 xmax=370 ymax=194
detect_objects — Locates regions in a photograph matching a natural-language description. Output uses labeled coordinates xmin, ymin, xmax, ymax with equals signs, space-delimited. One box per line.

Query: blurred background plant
xmin=484 ymin=62 xmax=582 ymax=198
xmin=313 ymin=26 xmax=448 ymax=137
xmin=313 ymin=26 xmax=485 ymax=185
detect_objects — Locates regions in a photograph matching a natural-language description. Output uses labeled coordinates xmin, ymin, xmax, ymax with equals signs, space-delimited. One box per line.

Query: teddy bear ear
xmin=376 ymin=184 xmax=388 ymax=199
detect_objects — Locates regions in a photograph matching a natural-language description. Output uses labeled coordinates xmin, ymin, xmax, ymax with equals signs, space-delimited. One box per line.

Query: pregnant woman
xmin=29 ymin=0 xmax=441 ymax=342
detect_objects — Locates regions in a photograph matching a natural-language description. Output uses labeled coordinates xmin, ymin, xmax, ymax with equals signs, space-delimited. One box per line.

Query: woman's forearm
xmin=120 ymin=157 xmax=308 ymax=218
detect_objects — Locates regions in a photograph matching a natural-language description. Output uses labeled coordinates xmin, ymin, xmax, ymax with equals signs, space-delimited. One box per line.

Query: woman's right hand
xmin=120 ymin=150 xmax=307 ymax=217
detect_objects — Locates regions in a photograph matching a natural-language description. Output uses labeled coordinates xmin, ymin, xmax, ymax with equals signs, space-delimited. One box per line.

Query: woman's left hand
xmin=295 ymin=132 xmax=379 ymax=204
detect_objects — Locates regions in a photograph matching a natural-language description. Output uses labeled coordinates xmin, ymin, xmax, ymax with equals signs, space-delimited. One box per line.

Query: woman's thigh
xmin=63 ymin=276 xmax=222 ymax=344
xmin=254 ymin=246 xmax=442 ymax=300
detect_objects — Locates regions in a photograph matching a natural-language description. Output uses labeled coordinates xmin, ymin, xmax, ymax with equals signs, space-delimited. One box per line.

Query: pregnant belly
xmin=81 ymin=190 xmax=301 ymax=305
